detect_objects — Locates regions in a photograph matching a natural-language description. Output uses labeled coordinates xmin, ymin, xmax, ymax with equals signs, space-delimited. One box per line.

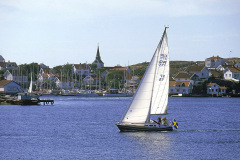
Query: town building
xmin=169 ymin=81 xmax=193 ymax=95
xmin=173 ymin=72 xmax=200 ymax=85
xmin=92 ymin=45 xmax=104 ymax=69
xmin=185 ymin=65 xmax=210 ymax=80
xmin=205 ymin=56 xmax=226 ymax=68
xmin=207 ymin=83 xmax=227 ymax=96
xmin=83 ymin=75 xmax=94 ymax=88
xmin=72 ymin=63 xmax=90 ymax=76
xmin=0 ymin=80 xmax=21 ymax=94
xmin=3 ymin=70 xmax=28 ymax=87
xmin=224 ymin=67 xmax=240 ymax=82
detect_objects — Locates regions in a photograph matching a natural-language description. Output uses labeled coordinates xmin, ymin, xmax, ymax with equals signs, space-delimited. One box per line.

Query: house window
xmin=225 ymin=74 xmax=227 ymax=77
xmin=183 ymin=89 xmax=186 ymax=92
xmin=209 ymin=89 xmax=211 ymax=92
xmin=171 ymin=89 xmax=173 ymax=92
xmin=216 ymin=89 xmax=218 ymax=92
xmin=212 ymin=89 xmax=214 ymax=92
xmin=229 ymin=74 xmax=231 ymax=77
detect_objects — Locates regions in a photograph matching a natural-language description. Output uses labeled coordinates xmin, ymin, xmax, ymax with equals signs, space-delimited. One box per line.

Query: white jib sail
xmin=28 ymin=73 xmax=32 ymax=93
xmin=121 ymin=29 xmax=169 ymax=124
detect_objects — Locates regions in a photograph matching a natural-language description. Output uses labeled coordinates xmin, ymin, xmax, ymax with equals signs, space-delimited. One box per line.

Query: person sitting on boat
xmin=163 ymin=117 xmax=168 ymax=125
xmin=158 ymin=116 xmax=161 ymax=125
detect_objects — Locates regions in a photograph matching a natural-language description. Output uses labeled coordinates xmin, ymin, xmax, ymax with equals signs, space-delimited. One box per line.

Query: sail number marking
xmin=158 ymin=54 xmax=168 ymax=66
xmin=159 ymin=74 xmax=165 ymax=81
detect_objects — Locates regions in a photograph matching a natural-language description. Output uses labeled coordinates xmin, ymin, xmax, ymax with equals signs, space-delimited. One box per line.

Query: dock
xmin=0 ymin=97 xmax=54 ymax=105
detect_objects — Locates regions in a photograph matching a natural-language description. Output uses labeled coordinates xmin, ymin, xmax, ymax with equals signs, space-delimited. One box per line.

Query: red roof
xmin=169 ymin=81 xmax=191 ymax=87
xmin=206 ymin=56 xmax=223 ymax=62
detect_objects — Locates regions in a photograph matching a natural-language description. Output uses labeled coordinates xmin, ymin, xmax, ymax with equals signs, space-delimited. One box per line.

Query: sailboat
xmin=17 ymin=73 xmax=40 ymax=105
xmin=116 ymin=27 xmax=177 ymax=132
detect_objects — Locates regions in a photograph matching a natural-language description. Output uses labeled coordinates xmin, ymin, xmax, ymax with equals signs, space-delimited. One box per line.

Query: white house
xmin=173 ymin=72 xmax=200 ymax=85
xmin=224 ymin=67 xmax=240 ymax=82
xmin=3 ymin=70 xmax=28 ymax=89
xmin=3 ymin=70 xmax=13 ymax=80
xmin=72 ymin=63 xmax=90 ymax=76
xmin=169 ymin=81 xmax=193 ymax=95
xmin=0 ymin=80 xmax=21 ymax=94
xmin=205 ymin=56 xmax=226 ymax=68
xmin=125 ymin=75 xmax=140 ymax=88
xmin=83 ymin=75 xmax=94 ymax=86
xmin=207 ymin=83 xmax=227 ymax=96
xmin=185 ymin=65 xmax=210 ymax=80
xmin=216 ymin=65 xmax=226 ymax=71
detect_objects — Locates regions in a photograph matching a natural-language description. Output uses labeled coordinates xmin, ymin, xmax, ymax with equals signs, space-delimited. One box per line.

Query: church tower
xmin=92 ymin=45 xmax=104 ymax=68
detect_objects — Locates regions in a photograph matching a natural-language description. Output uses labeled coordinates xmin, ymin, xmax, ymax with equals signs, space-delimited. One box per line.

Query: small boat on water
xmin=116 ymin=27 xmax=178 ymax=132
xmin=16 ymin=73 xmax=40 ymax=105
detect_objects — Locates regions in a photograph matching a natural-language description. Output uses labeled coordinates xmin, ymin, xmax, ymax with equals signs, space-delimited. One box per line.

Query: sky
xmin=0 ymin=0 xmax=240 ymax=68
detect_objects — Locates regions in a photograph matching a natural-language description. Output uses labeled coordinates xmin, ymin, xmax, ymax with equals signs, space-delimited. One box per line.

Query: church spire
xmin=95 ymin=44 xmax=103 ymax=63
xmin=92 ymin=44 xmax=104 ymax=68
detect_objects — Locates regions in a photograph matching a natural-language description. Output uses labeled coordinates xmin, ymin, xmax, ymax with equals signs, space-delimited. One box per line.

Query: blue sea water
xmin=0 ymin=96 xmax=240 ymax=160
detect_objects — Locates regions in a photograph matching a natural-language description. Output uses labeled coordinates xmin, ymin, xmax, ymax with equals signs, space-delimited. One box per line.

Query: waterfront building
xmin=173 ymin=72 xmax=200 ymax=85
xmin=207 ymin=83 xmax=226 ymax=96
xmin=205 ymin=56 xmax=226 ymax=68
xmin=169 ymin=81 xmax=193 ymax=95
xmin=92 ymin=45 xmax=104 ymax=69
xmin=3 ymin=70 xmax=28 ymax=87
xmin=185 ymin=65 xmax=210 ymax=80
xmin=0 ymin=80 xmax=21 ymax=95
xmin=224 ymin=67 xmax=240 ymax=82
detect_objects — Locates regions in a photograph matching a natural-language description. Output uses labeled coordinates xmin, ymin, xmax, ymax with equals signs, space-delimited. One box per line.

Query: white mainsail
xmin=121 ymin=28 xmax=169 ymax=124
xmin=28 ymin=73 xmax=33 ymax=93
xmin=150 ymin=30 xmax=169 ymax=115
